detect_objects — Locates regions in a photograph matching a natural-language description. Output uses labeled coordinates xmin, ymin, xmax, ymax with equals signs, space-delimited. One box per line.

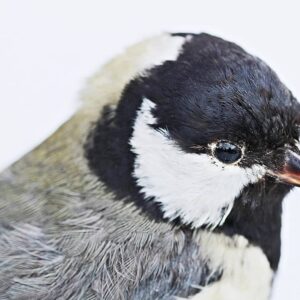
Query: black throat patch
xmin=218 ymin=177 xmax=291 ymax=270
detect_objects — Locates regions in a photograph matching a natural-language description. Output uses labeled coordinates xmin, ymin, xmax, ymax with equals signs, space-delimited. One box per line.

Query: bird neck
xmin=218 ymin=178 xmax=291 ymax=271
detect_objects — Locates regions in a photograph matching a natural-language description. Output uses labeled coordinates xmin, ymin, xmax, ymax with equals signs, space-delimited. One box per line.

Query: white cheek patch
xmin=130 ymin=99 xmax=266 ymax=228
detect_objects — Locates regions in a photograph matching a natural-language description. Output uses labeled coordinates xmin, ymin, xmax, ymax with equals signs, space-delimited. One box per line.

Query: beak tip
xmin=274 ymin=151 xmax=300 ymax=187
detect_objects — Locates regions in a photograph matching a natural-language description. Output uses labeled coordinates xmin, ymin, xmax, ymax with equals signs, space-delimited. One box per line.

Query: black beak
xmin=272 ymin=150 xmax=300 ymax=187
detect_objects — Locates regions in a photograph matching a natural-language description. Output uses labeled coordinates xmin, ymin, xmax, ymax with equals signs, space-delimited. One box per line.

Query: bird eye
xmin=213 ymin=141 xmax=242 ymax=164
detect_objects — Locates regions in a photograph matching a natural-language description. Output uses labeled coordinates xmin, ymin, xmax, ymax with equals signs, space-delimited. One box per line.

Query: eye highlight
xmin=213 ymin=141 xmax=242 ymax=164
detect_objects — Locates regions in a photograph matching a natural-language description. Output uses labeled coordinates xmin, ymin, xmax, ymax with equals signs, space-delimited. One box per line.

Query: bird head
xmin=85 ymin=33 xmax=300 ymax=229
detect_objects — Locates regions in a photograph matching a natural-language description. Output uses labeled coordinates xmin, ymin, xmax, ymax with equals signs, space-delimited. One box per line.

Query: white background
xmin=0 ymin=1 xmax=299 ymax=299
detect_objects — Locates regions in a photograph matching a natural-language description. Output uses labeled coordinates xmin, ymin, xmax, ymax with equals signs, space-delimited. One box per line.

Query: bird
xmin=0 ymin=32 xmax=300 ymax=300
